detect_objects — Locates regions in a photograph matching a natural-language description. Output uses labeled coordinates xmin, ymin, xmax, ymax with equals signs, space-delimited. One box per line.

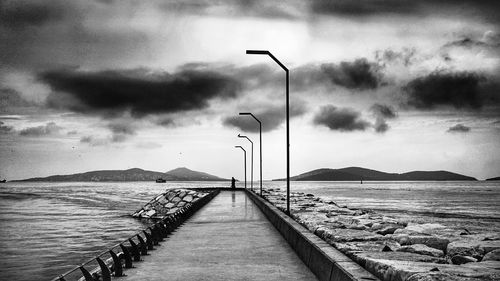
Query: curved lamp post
xmin=239 ymin=112 xmax=262 ymax=196
xmin=246 ymin=49 xmax=290 ymax=215
xmin=235 ymin=146 xmax=247 ymax=189
xmin=238 ymin=134 xmax=253 ymax=192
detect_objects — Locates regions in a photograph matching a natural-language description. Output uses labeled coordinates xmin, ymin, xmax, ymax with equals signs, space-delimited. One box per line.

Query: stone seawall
xmin=263 ymin=188 xmax=500 ymax=281
xmin=132 ymin=188 xmax=211 ymax=219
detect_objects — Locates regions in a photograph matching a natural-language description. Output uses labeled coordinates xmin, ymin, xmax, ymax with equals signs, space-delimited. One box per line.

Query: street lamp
xmin=235 ymin=146 xmax=247 ymax=189
xmin=238 ymin=134 xmax=253 ymax=192
xmin=239 ymin=112 xmax=262 ymax=196
xmin=246 ymin=49 xmax=290 ymax=215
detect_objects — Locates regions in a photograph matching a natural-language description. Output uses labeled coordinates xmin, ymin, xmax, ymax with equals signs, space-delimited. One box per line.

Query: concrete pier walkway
xmin=121 ymin=190 xmax=318 ymax=280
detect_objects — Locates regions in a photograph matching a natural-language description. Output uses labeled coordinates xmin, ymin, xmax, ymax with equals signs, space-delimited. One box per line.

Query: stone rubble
xmin=132 ymin=188 xmax=209 ymax=219
xmin=262 ymin=188 xmax=500 ymax=281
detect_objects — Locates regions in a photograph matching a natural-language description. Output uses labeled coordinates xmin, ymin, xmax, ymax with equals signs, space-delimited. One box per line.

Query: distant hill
xmin=165 ymin=167 xmax=227 ymax=181
xmin=15 ymin=167 xmax=228 ymax=182
xmin=486 ymin=177 xmax=500 ymax=181
xmin=273 ymin=167 xmax=477 ymax=181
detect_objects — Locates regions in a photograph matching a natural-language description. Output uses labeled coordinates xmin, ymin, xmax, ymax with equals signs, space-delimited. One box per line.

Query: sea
xmin=0 ymin=181 xmax=499 ymax=281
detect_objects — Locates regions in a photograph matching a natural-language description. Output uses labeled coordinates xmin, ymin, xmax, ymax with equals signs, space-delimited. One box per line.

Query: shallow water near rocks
xmin=0 ymin=180 xmax=498 ymax=281
xmin=274 ymin=181 xmax=500 ymax=234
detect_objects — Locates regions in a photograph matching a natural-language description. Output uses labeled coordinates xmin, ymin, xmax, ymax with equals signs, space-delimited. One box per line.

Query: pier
xmin=120 ymin=190 xmax=317 ymax=280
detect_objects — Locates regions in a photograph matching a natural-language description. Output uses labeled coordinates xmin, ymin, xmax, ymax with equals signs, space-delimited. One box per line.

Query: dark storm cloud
xmin=404 ymin=72 xmax=486 ymax=110
xmin=107 ymin=121 xmax=135 ymax=135
xmin=292 ymin=58 xmax=383 ymax=92
xmin=0 ymin=0 xmax=65 ymax=29
xmin=107 ymin=120 xmax=136 ymax=142
xmin=311 ymin=0 xmax=416 ymax=16
xmin=320 ymin=59 xmax=382 ymax=90
xmin=447 ymin=124 xmax=471 ymax=133
xmin=39 ymin=68 xmax=240 ymax=118
xmin=19 ymin=122 xmax=62 ymax=137
xmin=223 ymin=103 xmax=306 ymax=133
xmin=370 ymin=103 xmax=397 ymax=119
xmin=313 ymin=105 xmax=370 ymax=131
xmin=310 ymin=0 xmax=500 ymax=25
xmin=370 ymin=104 xmax=396 ymax=133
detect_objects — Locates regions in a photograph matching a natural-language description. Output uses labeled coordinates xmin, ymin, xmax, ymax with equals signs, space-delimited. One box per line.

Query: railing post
xmin=79 ymin=266 xmax=95 ymax=281
xmin=128 ymin=239 xmax=141 ymax=261
xmin=136 ymin=234 xmax=148 ymax=255
xmin=109 ymin=250 xmax=123 ymax=277
xmin=96 ymin=257 xmax=111 ymax=281
xmin=119 ymin=244 xmax=133 ymax=268
xmin=143 ymin=230 xmax=154 ymax=250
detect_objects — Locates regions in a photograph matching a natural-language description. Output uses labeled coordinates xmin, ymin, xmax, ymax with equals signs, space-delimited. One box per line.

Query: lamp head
xmin=239 ymin=112 xmax=251 ymax=116
xmin=246 ymin=50 xmax=268 ymax=55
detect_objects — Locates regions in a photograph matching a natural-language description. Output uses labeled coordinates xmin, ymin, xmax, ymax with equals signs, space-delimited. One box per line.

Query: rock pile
xmin=263 ymin=188 xmax=500 ymax=281
xmin=132 ymin=189 xmax=209 ymax=219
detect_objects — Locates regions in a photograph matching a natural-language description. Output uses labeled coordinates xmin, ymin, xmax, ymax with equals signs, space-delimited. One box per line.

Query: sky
xmin=1 ymin=0 xmax=499 ymax=180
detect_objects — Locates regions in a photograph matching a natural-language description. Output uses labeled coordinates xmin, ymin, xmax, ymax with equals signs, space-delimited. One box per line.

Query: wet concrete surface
xmin=120 ymin=190 xmax=318 ymax=280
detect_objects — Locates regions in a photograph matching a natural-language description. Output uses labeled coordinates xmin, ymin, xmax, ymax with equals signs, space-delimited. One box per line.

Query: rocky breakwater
xmin=262 ymin=188 xmax=500 ymax=281
xmin=132 ymin=188 xmax=210 ymax=219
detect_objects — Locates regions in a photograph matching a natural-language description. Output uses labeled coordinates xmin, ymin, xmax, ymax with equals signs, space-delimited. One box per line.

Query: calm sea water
xmin=0 ymin=181 xmax=499 ymax=281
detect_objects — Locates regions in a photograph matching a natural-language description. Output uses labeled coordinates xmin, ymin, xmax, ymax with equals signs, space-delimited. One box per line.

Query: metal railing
xmin=51 ymin=189 xmax=220 ymax=281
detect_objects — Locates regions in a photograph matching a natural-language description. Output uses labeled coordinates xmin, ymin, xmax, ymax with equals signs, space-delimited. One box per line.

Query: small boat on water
xmin=155 ymin=178 xmax=166 ymax=183
xmin=0 ymin=179 xmax=6 ymax=183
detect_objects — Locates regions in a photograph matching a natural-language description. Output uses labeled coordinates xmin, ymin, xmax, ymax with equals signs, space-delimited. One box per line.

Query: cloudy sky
xmin=1 ymin=0 xmax=499 ymax=180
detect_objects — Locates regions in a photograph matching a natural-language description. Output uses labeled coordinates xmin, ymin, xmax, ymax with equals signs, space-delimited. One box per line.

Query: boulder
xmin=320 ymin=228 xmax=384 ymax=243
xmin=447 ymin=240 xmax=500 ymax=257
xmin=378 ymin=225 xmax=404 ymax=235
xmin=353 ymin=251 xmax=447 ymax=267
xmin=401 ymin=223 xmax=446 ymax=235
xmin=451 ymin=255 xmax=477 ymax=265
xmin=167 ymin=207 xmax=178 ymax=214
xmin=164 ymin=202 xmax=175 ymax=208
xmin=143 ymin=209 xmax=156 ymax=217
xmin=482 ymin=249 xmax=500 ymax=261
xmin=397 ymin=244 xmax=444 ymax=257
xmin=394 ymin=235 xmax=450 ymax=251
xmin=333 ymin=240 xmax=402 ymax=254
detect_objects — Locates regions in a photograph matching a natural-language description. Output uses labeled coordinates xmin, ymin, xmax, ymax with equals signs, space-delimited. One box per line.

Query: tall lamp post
xmin=238 ymin=134 xmax=253 ymax=192
xmin=239 ymin=112 xmax=262 ymax=196
xmin=235 ymin=146 xmax=247 ymax=189
xmin=246 ymin=50 xmax=290 ymax=215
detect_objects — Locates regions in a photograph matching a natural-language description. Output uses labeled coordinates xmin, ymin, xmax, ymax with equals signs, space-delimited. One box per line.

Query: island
xmin=273 ymin=167 xmax=477 ymax=181
xmin=13 ymin=167 xmax=229 ymax=182
xmin=486 ymin=177 xmax=500 ymax=181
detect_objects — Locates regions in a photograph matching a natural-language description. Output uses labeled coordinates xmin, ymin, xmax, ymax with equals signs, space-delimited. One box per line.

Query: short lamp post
xmin=238 ymin=134 xmax=253 ymax=192
xmin=246 ymin=49 xmax=290 ymax=215
xmin=235 ymin=146 xmax=247 ymax=189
